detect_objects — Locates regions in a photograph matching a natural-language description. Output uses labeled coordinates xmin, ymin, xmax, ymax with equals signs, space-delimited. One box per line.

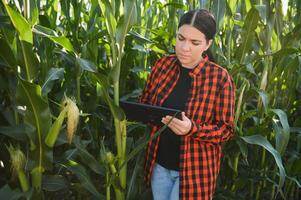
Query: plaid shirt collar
xmin=174 ymin=54 xmax=209 ymax=76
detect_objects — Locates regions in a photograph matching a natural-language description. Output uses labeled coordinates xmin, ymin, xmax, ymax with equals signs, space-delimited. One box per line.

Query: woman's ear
xmin=205 ymin=39 xmax=213 ymax=51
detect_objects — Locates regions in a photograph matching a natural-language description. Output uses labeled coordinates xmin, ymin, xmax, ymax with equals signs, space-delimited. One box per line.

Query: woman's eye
xmin=192 ymin=42 xmax=201 ymax=46
xmin=178 ymin=36 xmax=184 ymax=41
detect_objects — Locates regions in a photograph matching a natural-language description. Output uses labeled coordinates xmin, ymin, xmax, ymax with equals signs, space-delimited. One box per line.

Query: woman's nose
xmin=181 ymin=41 xmax=190 ymax=51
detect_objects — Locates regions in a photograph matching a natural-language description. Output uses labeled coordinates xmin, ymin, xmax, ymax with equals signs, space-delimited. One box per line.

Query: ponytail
xmin=204 ymin=48 xmax=215 ymax=62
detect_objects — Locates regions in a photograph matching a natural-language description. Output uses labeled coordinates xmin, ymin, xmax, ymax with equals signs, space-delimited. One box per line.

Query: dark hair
xmin=178 ymin=9 xmax=216 ymax=62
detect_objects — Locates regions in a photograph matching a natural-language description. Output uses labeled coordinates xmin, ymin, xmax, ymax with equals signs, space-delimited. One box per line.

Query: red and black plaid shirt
xmin=139 ymin=55 xmax=235 ymax=200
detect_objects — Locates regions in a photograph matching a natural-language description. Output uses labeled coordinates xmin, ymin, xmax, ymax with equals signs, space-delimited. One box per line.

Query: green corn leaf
xmin=64 ymin=160 xmax=103 ymax=199
xmin=211 ymin=0 xmax=226 ymax=29
xmin=271 ymin=109 xmax=290 ymax=134
xmin=92 ymin=73 xmax=125 ymax=120
xmin=16 ymin=77 xmax=52 ymax=188
xmin=110 ymin=0 xmax=137 ymax=84
xmin=116 ymin=0 xmax=137 ymax=48
xmin=0 ymin=39 xmax=17 ymax=67
xmin=119 ymin=116 xmax=175 ymax=171
xmin=0 ymin=16 xmax=12 ymax=29
xmin=0 ymin=184 xmax=24 ymax=200
xmin=258 ymin=90 xmax=269 ymax=113
xmin=235 ymin=137 xmax=248 ymax=162
xmin=49 ymin=36 xmax=74 ymax=52
xmin=0 ymin=125 xmax=28 ymax=141
xmin=16 ymin=77 xmax=52 ymax=146
xmin=272 ymin=121 xmax=285 ymax=156
xmin=30 ymin=0 xmax=39 ymax=25
xmin=163 ymin=2 xmax=184 ymax=9
xmin=73 ymin=137 xmax=104 ymax=175
xmin=2 ymin=2 xmax=38 ymax=80
xmin=98 ymin=0 xmax=117 ymax=37
xmin=99 ymin=139 xmax=108 ymax=166
xmin=199 ymin=0 xmax=210 ymax=9
xmin=76 ymin=57 xmax=97 ymax=73
xmin=245 ymin=0 xmax=252 ymax=11
xmin=20 ymin=40 xmax=39 ymax=81
xmin=42 ymin=175 xmax=68 ymax=192
xmin=236 ymin=7 xmax=259 ymax=64
xmin=241 ymin=135 xmax=286 ymax=192
xmin=129 ymin=31 xmax=153 ymax=44
xmin=286 ymin=176 xmax=301 ymax=188
xmin=33 ymin=25 xmax=74 ymax=52
xmin=41 ymin=68 xmax=64 ymax=96
xmin=32 ymin=24 xmax=57 ymax=36
xmin=166 ymin=2 xmax=177 ymax=38
xmin=282 ymin=23 xmax=301 ymax=47
xmin=254 ymin=4 xmax=267 ymax=24
xmin=271 ymin=109 xmax=290 ymax=156
xmin=226 ymin=0 xmax=238 ymax=15
xmin=1 ymin=2 xmax=32 ymax=43
xmin=235 ymin=82 xmax=247 ymax=126
xmin=126 ymin=151 xmax=143 ymax=200
xmin=290 ymin=127 xmax=301 ymax=134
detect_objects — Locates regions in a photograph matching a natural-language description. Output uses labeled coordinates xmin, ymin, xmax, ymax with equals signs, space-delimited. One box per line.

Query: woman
xmin=139 ymin=9 xmax=235 ymax=200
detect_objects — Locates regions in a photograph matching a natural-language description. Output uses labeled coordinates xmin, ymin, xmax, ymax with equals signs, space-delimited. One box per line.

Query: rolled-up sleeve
xmin=187 ymin=75 xmax=235 ymax=145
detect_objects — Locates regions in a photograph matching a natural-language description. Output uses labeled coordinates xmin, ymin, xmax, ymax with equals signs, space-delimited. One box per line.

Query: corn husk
xmin=66 ymin=97 xmax=79 ymax=144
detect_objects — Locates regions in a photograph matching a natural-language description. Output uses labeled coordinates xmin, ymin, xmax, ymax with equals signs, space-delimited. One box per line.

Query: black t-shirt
xmin=156 ymin=66 xmax=192 ymax=171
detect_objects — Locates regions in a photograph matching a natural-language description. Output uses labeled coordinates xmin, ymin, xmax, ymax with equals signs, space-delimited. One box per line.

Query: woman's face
xmin=175 ymin=24 xmax=212 ymax=68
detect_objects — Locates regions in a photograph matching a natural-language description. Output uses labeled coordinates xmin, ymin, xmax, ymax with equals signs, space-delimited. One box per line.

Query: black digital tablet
xmin=119 ymin=100 xmax=182 ymax=124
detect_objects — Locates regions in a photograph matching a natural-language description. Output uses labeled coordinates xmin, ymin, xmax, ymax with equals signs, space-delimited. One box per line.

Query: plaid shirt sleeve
xmin=187 ymin=72 xmax=235 ymax=145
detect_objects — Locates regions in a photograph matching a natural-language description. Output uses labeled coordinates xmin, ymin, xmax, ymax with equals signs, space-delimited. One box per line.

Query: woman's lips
xmin=178 ymin=54 xmax=190 ymax=59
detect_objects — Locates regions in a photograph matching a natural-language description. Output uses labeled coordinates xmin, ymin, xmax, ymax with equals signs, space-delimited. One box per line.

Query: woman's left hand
xmin=161 ymin=112 xmax=192 ymax=136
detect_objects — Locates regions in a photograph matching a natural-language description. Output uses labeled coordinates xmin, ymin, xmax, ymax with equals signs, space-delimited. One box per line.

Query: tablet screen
xmin=119 ymin=100 xmax=182 ymax=124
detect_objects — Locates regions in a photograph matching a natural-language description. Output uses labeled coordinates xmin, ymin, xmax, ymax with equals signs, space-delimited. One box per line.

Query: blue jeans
xmin=151 ymin=163 xmax=179 ymax=200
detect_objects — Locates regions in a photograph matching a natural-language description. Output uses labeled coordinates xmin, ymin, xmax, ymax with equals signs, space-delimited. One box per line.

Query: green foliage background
xmin=0 ymin=0 xmax=300 ymax=199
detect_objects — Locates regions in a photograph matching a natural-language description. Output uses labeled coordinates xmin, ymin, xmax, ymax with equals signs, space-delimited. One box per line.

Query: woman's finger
xmin=162 ymin=118 xmax=188 ymax=135
xmin=162 ymin=114 xmax=192 ymax=135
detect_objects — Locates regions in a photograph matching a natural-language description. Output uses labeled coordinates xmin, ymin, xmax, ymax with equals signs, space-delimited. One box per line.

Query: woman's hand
xmin=161 ymin=112 xmax=192 ymax=136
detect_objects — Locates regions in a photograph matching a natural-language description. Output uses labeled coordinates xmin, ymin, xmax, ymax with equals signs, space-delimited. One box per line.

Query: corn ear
xmin=45 ymin=106 xmax=68 ymax=147
xmin=6 ymin=144 xmax=29 ymax=192
xmin=106 ymin=151 xmax=117 ymax=174
xmin=31 ymin=166 xmax=44 ymax=190
xmin=106 ymin=151 xmax=115 ymax=164
xmin=18 ymin=170 xmax=29 ymax=192
xmin=6 ymin=144 xmax=26 ymax=174
xmin=66 ymin=97 xmax=79 ymax=144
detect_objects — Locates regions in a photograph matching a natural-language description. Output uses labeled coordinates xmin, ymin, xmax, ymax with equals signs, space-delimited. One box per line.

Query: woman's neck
xmin=181 ymin=57 xmax=203 ymax=69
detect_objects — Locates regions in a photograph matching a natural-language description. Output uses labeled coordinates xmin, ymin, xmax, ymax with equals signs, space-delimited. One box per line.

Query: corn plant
xmin=0 ymin=0 xmax=94 ymax=198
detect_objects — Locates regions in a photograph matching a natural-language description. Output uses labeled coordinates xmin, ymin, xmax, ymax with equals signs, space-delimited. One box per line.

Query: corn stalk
xmin=98 ymin=0 xmax=137 ymax=199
